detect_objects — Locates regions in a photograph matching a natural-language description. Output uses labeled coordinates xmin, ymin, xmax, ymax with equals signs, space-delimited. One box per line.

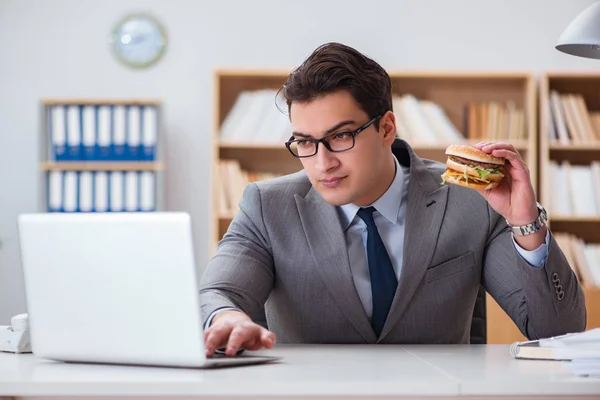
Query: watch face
xmin=109 ymin=13 xmax=167 ymax=68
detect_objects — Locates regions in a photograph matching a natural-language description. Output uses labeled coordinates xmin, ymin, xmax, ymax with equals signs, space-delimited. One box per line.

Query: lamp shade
xmin=556 ymin=1 xmax=600 ymax=59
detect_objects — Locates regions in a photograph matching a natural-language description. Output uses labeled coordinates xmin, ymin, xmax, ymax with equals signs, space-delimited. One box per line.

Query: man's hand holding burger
xmin=442 ymin=141 xmax=546 ymax=251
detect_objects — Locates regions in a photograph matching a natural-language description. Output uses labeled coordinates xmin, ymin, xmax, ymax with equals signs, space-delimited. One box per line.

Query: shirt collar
xmin=338 ymin=155 xmax=404 ymax=230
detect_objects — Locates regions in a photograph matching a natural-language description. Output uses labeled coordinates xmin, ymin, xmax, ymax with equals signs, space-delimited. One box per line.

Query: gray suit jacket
xmin=199 ymin=139 xmax=586 ymax=344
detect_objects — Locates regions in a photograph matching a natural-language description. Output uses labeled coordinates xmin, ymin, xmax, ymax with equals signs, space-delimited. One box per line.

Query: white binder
xmin=96 ymin=105 xmax=111 ymax=160
xmin=94 ymin=172 xmax=109 ymax=212
xmin=125 ymin=171 xmax=139 ymax=212
xmin=51 ymin=106 xmax=67 ymax=160
xmin=79 ymin=172 xmax=93 ymax=212
xmin=113 ymin=105 xmax=127 ymax=160
xmin=63 ymin=171 xmax=78 ymax=212
xmin=109 ymin=171 xmax=124 ymax=212
xmin=127 ymin=106 xmax=141 ymax=160
xmin=66 ymin=106 xmax=82 ymax=160
xmin=142 ymin=106 xmax=157 ymax=160
xmin=47 ymin=171 xmax=63 ymax=212
xmin=140 ymin=172 xmax=155 ymax=211
xmin=80 ymin=105 xmax=96 ymax=160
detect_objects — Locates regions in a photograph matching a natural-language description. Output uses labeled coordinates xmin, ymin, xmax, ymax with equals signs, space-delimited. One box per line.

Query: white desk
xmin=0 ymin=344 xmax=599 ymax=400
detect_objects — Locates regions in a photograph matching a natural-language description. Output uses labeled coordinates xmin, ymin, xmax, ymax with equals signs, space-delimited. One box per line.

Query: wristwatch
xmin=507 ymin=202 xmax=548 ymax=236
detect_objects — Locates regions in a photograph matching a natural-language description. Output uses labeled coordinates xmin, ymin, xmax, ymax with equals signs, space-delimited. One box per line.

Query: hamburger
xmin=441 ymin=144 xmax=505 ymax=190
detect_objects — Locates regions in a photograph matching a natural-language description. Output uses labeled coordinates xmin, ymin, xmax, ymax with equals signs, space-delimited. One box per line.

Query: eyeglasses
xmin=285 ymin=114 xmax=383 ymax=158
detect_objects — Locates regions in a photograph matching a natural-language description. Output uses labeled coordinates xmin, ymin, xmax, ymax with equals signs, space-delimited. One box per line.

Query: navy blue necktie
xmin=357 ymin=206 xmax=398 ymax=337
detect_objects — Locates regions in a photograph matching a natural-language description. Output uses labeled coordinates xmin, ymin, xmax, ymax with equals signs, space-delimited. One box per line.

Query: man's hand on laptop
xmin=204 ymin=310 xmax=276 ymax=357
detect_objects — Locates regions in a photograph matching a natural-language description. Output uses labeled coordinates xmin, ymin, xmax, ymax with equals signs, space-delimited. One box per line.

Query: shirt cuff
xmin=204 ymin=307 xmax=239 ymax=330
xmin=511 ymin=228 xmax=550 ymax=268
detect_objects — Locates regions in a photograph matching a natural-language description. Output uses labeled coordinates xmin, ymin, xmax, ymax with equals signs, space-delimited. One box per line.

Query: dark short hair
xmin=280 ymin=42 xmax=392 ymax=127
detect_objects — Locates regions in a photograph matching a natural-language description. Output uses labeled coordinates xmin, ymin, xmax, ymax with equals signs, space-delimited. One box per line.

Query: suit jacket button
xmin=554 ymin=279 xmax=561 ymax=288
xmin=552 ymin=273 xmax=559 ymax=282
xmin=557 ymin=291 xmax=564 ymax=300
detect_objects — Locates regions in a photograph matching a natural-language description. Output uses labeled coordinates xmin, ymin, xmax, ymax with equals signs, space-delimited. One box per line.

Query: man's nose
xmin=314 ymin=143 xmax=338 ymax=172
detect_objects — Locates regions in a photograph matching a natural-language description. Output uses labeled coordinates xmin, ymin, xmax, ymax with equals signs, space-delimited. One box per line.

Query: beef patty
xmin=450 ymin=156 xmax=502 ymax=170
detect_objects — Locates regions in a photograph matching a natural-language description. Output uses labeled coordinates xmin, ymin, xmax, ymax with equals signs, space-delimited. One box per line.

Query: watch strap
xmin=507 ymin=203 xmax=548 ymax=237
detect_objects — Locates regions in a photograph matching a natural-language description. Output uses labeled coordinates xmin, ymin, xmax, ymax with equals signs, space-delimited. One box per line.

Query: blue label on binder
xmin=54 ymin=144 xmax=68 ymax=161
xmin=142 ymin=145 xmax=155 ymax=161
xmin=127 ymin=145 xmax=142 ymax=161
xmin=113 ymin=144 xmax=127 ymax=160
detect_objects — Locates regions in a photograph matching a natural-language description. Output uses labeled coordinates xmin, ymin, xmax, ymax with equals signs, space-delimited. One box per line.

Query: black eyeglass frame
xmin=284 ymin=114 xmax=384 ymax=158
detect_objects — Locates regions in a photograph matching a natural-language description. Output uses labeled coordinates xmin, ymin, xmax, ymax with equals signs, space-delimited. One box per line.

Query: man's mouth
xmin=320 ymin=176 xmax=346 ymax=188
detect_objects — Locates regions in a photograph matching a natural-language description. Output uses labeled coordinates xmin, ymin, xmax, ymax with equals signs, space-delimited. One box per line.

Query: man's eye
xmin=333 ymin=132 xmax=352 ymax=140
xmin=297 ymin=140 xmax=312 ymax=147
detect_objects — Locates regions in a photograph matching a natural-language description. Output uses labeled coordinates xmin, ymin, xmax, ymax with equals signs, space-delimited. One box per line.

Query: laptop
xmin=17 ymin=212 xmax=280 ymax=368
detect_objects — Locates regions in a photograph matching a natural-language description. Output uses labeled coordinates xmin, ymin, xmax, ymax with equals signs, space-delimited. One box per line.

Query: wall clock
xmin=109 ymin=13 xmax=167 ymax=69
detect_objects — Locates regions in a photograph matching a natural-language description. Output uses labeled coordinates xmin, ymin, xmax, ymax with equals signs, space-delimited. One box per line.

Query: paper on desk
xmin=564 ymin=358 xmax=600 ymax=378
xmin=540 ymin=328 xmax=600 ymax=347
xmin=542 ymin=328 xmax=600 ymax=361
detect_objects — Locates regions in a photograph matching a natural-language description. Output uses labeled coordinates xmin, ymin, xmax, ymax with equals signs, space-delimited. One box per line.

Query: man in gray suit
xmin=200 ymin=42 xmax=586 ymax=357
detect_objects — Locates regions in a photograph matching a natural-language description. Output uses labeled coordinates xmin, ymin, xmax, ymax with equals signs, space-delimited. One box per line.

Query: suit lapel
xmin=295 ymin=189 xmax=377 ymax=343
xmin=378 ymin=141 xmax=449 ymax=342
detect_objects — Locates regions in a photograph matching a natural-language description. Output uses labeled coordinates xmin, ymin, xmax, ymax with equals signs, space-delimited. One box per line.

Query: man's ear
xmin=380 ymin=111 xmax=397 ymax=144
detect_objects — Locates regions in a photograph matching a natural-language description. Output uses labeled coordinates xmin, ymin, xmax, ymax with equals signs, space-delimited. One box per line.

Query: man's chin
xmin=315 ymin=189 xmax=353 ymax=206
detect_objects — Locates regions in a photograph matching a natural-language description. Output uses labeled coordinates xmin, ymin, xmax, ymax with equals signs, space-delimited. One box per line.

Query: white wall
xmin=0 ymin=0 xmax=598 ymax=322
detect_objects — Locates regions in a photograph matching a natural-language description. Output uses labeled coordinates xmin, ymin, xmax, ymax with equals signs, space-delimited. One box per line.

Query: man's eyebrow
xmin=292 ymin=120 xmax=356 ymax=138
xmin=291 ymin=132 xmax=311 ymax=138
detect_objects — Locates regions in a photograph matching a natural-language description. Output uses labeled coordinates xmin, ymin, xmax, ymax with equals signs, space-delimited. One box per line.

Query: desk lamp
xmin=556 ymin=1 xmax=600 ymax=59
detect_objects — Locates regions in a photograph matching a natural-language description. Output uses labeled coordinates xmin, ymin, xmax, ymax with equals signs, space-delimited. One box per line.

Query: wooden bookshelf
xmin=212 ymin=70 xmax=538 ymax=344
xmin=537 ymin=72 xmax=600 ymax=343
xmin=539 ymin=72 xmax=600 ymax=238
xmin=212 ymin=70 xmax=293 ymax=252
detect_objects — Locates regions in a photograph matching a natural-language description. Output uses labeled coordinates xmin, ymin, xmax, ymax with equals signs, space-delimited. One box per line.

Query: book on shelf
xmin=218 ymin=90 xmax=527 ymax=146
xmin=217 ymin=159 xmax=283 ymax=216
xmin=465 ymin=101 xmax=527 ymax=141
xmin=553 ymin=232 xmax=600 ymax=289
xmin=219 ymin=89 xmax=292 ymax=145
xmin=547 ymin=90 xmax=600 ymax=145
xmin=547 ymin=161 xmax=600 ymax=217
xmin=392 ymin=94 xmax=464 ymax=144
